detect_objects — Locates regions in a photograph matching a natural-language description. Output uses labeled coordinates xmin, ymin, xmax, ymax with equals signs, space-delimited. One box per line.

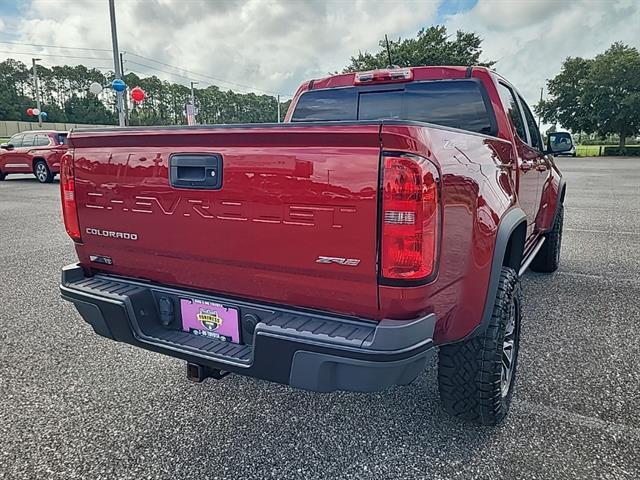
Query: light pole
xmin=120 ymin=52 xmax=129 ymax=125
xmin=32 ymin=58 xmax=42 ymax=127
xmin=190 ymin=81 xmax=198 ymax=125
xmin=277 ymin=94 xmax=281 ymax=123
xmin=108 ymin=0 xmax=126 ymax=127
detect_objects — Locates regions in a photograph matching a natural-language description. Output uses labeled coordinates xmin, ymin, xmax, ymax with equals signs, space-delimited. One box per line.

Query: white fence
xmin=0 ymin=120 xmax=113 ymax=138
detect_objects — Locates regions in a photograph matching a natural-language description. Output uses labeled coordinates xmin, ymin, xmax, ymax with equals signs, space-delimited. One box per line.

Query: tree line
xmin=0 ymin=58 xmax=290 ymax=125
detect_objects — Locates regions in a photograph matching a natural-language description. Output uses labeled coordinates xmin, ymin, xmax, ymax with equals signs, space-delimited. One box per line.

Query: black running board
xmin=519 ymin=236 xmax=545 ymax=276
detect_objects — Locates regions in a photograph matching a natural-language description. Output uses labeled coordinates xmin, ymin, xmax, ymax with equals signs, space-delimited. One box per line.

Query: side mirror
xmin=0 ymin=143 xmax=14 ymax=151
xmin=547 ymin=135 xmax=573 ymax=154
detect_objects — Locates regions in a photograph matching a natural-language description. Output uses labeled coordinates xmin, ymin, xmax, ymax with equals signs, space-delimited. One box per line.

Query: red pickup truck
xmin=59 ymin=66 xmax=570 ymax=425
xmin=0 ymin=130 xmax=68 ymax=183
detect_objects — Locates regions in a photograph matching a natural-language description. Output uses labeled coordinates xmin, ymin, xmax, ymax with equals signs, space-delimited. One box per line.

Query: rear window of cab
xmin=291 ymin=79 xmax=496 ymax=136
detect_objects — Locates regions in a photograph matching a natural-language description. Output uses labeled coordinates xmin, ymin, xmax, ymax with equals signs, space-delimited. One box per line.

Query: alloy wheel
xmin=36 ymin=163 xmax=47 ymax=182
xmin=500 ymin=297 xmax=519 ymax=397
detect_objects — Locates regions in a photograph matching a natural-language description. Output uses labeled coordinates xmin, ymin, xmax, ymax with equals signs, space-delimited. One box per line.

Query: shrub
xmin=602 ymin=146 xmax=640 ymax=156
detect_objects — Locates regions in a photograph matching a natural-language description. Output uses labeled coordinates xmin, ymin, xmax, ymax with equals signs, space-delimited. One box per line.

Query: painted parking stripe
xmin=514 ymin=399 xmax=640 ymax=441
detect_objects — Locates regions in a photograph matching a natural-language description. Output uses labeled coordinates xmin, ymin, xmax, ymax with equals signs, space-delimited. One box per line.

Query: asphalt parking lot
xmin=1 ymin=157 xmax=639 ymax=480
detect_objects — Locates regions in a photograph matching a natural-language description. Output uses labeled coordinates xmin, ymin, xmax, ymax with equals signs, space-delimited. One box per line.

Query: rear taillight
xmin=381 ymin=155 xmax=439 ymax=281
xmin=60 ymin=151 xmax=81 ymax=242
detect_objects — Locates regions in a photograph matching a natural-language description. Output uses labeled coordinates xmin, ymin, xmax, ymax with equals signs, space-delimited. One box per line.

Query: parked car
xmin=59 ymin=66 xmax=570 ymax=425
xmin=548 ymin=131 xmax=576 ymax=156
xmin=0 ymin=130 xmax=68 ymax=183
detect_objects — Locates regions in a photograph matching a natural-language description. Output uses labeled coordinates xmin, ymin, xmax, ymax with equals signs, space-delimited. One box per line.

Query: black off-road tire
xmin=437 ymin=267 xmax=521 ymax=425
xmin=34 ymin=159 xmax=54 ymax=183
xmin=530 ymin=205 xmax=563 ymax=273
xmin=0 ymin=171 xmax=5 ymax=180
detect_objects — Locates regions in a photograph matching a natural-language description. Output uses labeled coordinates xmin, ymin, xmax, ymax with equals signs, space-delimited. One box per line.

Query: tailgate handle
xmin=169 ymin=154 xmax=223 ymax=190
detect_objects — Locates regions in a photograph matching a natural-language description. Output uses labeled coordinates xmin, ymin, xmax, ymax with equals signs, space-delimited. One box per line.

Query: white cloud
xmin=1 ymin=0 xmax=638 ymax=117
xmin=444 ymin=0 xmax=640 ymax=109
xmin=4 ymin=0 xmax=439 ymax=97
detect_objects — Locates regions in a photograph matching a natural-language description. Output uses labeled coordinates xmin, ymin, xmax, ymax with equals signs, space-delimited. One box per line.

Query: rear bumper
xmin=60 ymin=263 xmax=436 ymax=392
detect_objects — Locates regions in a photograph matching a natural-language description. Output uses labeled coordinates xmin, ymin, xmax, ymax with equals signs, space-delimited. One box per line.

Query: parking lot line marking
xmin=556 ymin=271 xmax=640 ymax=284
xmin=557 ymin=271 xmax=605 ymax=279
xmin=564 ymin=205 xmax=640 ymax=212
xmin=515 ymin=400 xmax=640 ymax=440
xmin=566 ymin=228 xmax=638 ymax=236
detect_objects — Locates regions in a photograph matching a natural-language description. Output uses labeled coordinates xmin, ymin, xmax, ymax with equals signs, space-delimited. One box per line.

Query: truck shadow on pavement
xmin=139 ymin=355 xmax=498 ymax=477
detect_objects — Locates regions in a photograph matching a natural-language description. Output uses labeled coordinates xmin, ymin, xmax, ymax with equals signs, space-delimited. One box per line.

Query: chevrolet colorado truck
xmin=0 ymin=130 xmax=68 ymax=183
xmin=59 ymin=66 xmax=570 ymax=425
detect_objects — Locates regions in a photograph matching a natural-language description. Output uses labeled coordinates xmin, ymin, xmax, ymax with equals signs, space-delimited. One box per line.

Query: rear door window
xmin=57 ymin=133 xmax=68 ymax=145
xmin=35 ymin=134 xmax=50 ymax=146
xmin=518 ymin=95 xmax=544 ymax=151
xmin=497 ymin=83 xmax=527 ymax=142
xmin=22 ymin=134 xmax=35 ymax=147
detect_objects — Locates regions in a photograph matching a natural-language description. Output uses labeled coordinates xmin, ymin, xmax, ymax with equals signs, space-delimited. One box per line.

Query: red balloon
xmin=130 ymin=87 xmax=145 ymax=102
xmin=26 ymin=108 xmax=34 ymax=116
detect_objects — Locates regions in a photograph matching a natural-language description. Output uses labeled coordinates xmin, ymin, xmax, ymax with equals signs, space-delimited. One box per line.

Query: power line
xmin=125 ymin=59 xmax=207 ymax=84
xmin=126 ymin=52 xmax=270 ymax=93
xmin=124 ymin=61 xmax=216 ymax=91
xmin=126 ymin=52 xmax=293 ymax=97
xmin=0 ymin=40 xmax=111 ymax=52
xmin=0 ymin=49 xmax=111 ymax=61
xmin=125 ymin=67 xmax=212 ymax=90
xmin=0 ymin=39 xmax=248 ymax=89
xmin=0 ymin=44 xmax=294 ymax=97
xmin=41 ymin=61 xmax=115 ymax=71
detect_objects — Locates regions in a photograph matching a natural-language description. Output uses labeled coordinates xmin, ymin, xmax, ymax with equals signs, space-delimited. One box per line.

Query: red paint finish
xmin=378 ymin=125 xmax=515 ymax=342
xmin=66 ymin=66 xmax=563 ymax=345
xmin=0 ymin=130 xmax=67 ymax=177
xmin=71 ymin=125 xmax=383 ymax=318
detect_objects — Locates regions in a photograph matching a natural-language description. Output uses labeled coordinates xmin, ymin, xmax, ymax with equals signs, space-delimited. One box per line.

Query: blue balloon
xmin=111 ymin=78 xmax=126 ymax=92
xmin=40 ymin=111 xmax=48 ymax=119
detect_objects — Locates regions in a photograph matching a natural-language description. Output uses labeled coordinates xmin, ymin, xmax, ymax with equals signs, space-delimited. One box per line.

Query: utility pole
xmin=190 ymin=81 xmax=198 ymax=125
xmin=277 ymin=94 xmax=281 ymax=123
xmin=109 ymin=0 xmax=126 ymax=127
xmin=120 ymin=52 xmax=129 ymax=126
xmin=537 ymin=87 xmax=543 ymax=127
xmin=32 ymin=58 xmax=42 ymax=127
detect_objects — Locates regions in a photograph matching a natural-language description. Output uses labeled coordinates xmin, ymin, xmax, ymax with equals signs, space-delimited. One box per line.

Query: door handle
xmin=169 ymin=154 xmax=223 ymax=189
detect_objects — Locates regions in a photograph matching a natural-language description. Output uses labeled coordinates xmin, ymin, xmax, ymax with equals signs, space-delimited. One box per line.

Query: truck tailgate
xmin=69 ymin=124 xmax=382 ymax=318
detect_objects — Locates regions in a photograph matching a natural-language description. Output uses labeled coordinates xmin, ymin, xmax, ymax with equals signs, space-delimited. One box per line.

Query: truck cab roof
xmin=304 ymin=65 xmax=490 ymax=91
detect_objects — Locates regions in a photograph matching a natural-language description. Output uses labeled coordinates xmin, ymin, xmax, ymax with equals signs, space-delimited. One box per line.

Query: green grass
xmin=575 ymin=145 xmax=606 ymax=156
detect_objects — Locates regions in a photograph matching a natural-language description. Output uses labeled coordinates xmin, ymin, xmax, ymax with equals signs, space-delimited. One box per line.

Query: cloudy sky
xmin=1 ymin=0 xmax=639 ymax=108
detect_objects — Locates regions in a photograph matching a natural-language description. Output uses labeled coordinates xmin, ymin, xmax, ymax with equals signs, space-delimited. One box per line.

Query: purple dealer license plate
xmin=180 ymin=298 xmax=240 ymax=343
